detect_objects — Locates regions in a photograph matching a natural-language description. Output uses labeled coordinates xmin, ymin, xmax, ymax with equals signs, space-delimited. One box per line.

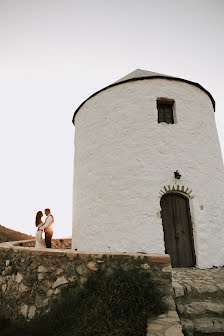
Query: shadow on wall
xmin=0 ymin=267 xmax=168 ymax=336
xmin=0 ymin=239 xmax=176 ymax=336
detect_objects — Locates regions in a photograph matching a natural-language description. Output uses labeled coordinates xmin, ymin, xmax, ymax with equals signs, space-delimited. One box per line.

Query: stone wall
xmin=15 ymin=238 xmax=72 ymax=249
xmin=0 ymin=240 xmax=175 ymax=322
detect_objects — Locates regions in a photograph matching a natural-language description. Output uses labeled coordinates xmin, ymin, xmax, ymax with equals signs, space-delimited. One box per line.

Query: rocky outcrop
xmin=172 ymin=267 xmax=224 ymax=335
xmin=0 ymin=224 xmax=33 ymax=243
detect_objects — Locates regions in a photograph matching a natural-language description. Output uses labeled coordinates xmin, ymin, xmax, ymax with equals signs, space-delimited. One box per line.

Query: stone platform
xmin=147 ymin=311 xmax=184 ymax=336
xmin=172 ymin=267 xmax=224 ymax=336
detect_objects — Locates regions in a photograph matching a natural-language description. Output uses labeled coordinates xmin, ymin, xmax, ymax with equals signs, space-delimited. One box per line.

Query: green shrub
xmin=2 ymin=267 xmax=167 ymax=336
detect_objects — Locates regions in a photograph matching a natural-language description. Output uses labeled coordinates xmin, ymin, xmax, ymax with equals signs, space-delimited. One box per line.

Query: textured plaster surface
xmin=72 ymin=78 xmax=224 ymax=268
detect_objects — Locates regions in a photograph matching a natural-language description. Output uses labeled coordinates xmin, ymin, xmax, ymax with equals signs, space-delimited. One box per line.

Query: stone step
xmin=172 ymin=268 xmax=224 ymax=335
xmin=181 ymin=317 xmax=224 ymax=336
xmin=172 ymin=280 xmax=224 ymax=300
xmin=147 ymin=311 xmax=184 ymax=336
xmin=177 ymin=300 xmax=224 ymax=319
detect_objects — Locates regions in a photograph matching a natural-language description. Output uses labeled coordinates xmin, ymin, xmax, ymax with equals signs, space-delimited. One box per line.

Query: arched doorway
xmin=160 ymin=193 xmax=196 ymax=267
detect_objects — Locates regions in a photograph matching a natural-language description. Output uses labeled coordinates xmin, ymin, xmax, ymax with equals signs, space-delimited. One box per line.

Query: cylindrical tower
xmin=72 ymin=69 xmax=224 ymax=268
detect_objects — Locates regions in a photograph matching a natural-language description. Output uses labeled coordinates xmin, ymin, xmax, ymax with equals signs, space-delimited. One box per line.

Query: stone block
xmin=38 ymin=265 xmax=48 ymax=273
xmin=68 ymin=275 xmax=77 ymax=282
xmin=158 ymin=314 xmax=167 ymax=318
xmin=87 ymin=261 xmax=98 ymax=271
xmin=19 ymin=283 xmax=28 ymax=293
xmin=54 ymin=288 xmax=60 ymax=295
xmin=192 ymin=283 xmax=218 ymax=294
xmin=21 ymin=304 xmax=28 ymax=318
xmin=35 ymin=295 xmax=43 ymax=308
xmin=2 ymin=283 xmax=7 ymax=293
xmin=42 ymin=280 xmax=52 ymax=288
xmin=162 ymin=266 xmax=172 ymax=273
xmin=56 ymin=268 xmax=64 ymax=275
xmin=163 ymin=295 xmax=176 ymax=310
xmin=185 ymin=301 xmax=224 ymax=315
xmin=165 ymin=325 xmax=183 ymax=335
xmin=77 ymin=253 xmax=90 ymax=260
xmin=52 ymin=276 xmax=68 ymax=289
xmin=194 ymin=317 xmax=213 ymax=333
xmin=43 ymin=298 xmax=49 ymax=307
xmin=184 ymin=283 xmax=192 ymax=294
xmin=141 ymin=263 xmax=151 ymax=270
xmin=146 ymin=255 xmax=170 ymax=263
xmin=217 ymin=283 xmax=224 ymax=291
xmin=148 ymin=323 xmax=163 ymax=330
xmin=47 ymin=289 xmax=54 ymax=297
xmin=212 ymin=318 xmax=224 ymax=332
xmin=76 ymin=263 xmax=88 ymax=276
xmin=38 ymin=273 xmax=44 ymax=280
xmin=173 ymin=282 xmax=185 ymax=297
xmin=4 ymin=266 xmax=12 ymax=275
xmin=163 ymin=317 xmax=180 ymax=322
xmin=15 ymin=272 xmax=23 ymax=283
xmin=28 ymin=306 xmax=36 ymax=319
xmin=176 ymin=303 xmax=185 ymax=314
xmin=181 ymin=319 xmax=194 ymax=336
xmin=168 ymin=311 xmax=179 ymax=318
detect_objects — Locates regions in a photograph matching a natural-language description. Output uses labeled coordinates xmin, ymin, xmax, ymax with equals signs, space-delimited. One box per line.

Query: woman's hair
xmin=35 ymin=211 xmax=43 ymax=227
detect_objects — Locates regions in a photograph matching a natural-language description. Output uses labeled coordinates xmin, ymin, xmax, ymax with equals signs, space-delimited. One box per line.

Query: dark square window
xmin=157 ymin=100 xmax=174 ymax=124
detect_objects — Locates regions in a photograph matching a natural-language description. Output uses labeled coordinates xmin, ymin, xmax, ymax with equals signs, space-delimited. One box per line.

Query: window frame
xmin=157 ymin=98 xmax=175 ymax=124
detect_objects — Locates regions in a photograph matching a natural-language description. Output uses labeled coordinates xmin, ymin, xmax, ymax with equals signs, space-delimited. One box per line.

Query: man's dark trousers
xmin=45 ymin=230 xmax=53 ymax=248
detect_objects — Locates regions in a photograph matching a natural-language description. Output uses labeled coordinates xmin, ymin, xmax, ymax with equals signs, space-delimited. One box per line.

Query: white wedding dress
xmin=35 ymin=222 xmax=44 ymax=248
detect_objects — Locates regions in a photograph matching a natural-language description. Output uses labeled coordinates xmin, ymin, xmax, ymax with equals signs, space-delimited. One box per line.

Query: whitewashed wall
xmin=72 ymin=79 xmax=224 ymax=268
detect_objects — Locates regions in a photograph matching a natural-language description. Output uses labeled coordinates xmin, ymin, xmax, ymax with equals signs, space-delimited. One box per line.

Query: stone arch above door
xmin=159 ymin=185 xmax=194 ymax=199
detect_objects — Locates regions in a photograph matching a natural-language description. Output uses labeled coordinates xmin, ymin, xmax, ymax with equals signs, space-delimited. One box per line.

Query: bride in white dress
xmin=35 ymin=210 xmax=44 ymax=248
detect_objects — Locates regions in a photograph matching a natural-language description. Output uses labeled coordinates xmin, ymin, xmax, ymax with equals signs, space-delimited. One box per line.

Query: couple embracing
xmin=35 ymin=208 xmax=54 ymax=248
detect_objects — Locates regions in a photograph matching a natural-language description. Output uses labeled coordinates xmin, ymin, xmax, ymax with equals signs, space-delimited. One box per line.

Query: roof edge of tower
xmin=72 ymin=76 xmax=215 ymax=125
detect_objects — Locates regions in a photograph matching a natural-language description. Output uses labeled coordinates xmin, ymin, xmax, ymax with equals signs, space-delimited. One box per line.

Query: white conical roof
xmin=114 ymin=68 xmax=173 ymax=84
xmin=73 ymin=69 xmax=215 ymax=124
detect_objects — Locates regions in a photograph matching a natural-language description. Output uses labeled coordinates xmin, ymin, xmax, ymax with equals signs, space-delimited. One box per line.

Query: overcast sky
xmin=0 ymin=0 xmax=224 ymax=237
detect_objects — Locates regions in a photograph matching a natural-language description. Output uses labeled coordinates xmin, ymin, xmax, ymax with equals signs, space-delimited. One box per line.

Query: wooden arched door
xmin=160 ymin=193 xmax=196 ymax=267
